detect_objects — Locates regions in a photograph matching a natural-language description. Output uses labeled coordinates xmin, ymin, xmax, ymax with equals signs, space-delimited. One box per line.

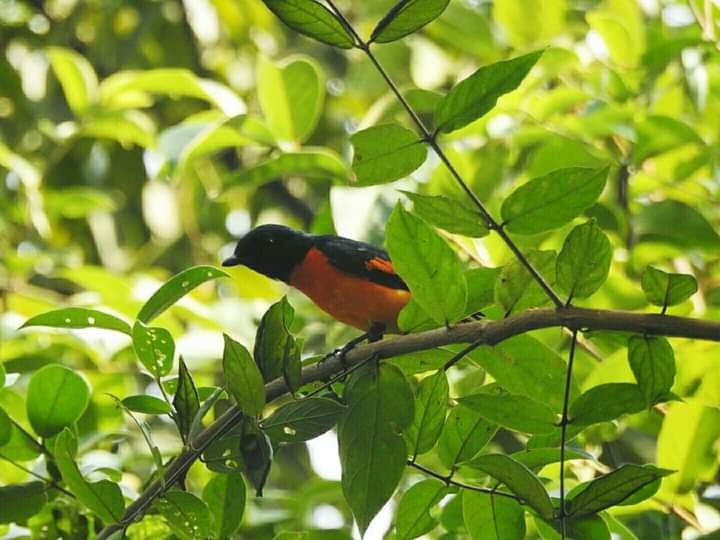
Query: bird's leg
xmin=327 ymin=322 xmax=387 ymax=371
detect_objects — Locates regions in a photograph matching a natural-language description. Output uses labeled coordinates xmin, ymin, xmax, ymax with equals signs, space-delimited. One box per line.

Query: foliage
xmin=1 ymin=1 xmax=720 ymax=539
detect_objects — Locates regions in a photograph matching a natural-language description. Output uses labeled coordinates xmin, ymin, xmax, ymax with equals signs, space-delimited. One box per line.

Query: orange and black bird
xmin=222 ymin=225 xmax=410 ymax=337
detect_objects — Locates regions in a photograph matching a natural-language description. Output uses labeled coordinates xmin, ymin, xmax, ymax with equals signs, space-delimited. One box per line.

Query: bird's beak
xmin=222 ymin=255 xmax=242 ymax=267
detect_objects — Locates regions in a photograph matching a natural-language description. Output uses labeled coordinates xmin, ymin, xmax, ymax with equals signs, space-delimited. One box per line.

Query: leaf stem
xmin=559 ymin=329 xmax=579 ymax=537
xmin=408 ymin=460 xmax=520 ymax=501
xmin=0 ymin=452 xmax=76 ymax=498
xmin=324 ymin=0 xmax=563 ymax=308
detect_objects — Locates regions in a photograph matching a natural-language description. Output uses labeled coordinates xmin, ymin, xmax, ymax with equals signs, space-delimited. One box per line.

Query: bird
xmin=222 ymin=224 xmax=410 ymax=338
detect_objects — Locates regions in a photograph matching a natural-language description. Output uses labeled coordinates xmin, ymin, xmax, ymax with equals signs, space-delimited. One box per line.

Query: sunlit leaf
xmin=395 ymin=479 xmax=446 ymax=540
xmin=27 ymin=365 xmax=90 ymax=438
xmin=633 ymin=115 xmax=703 ymax=164
xmin=46 ymin=47 xmax=98 ymax=114
xmin=137 ymin=265 xmax=228 ymax=324
xmin=121 ymin=395 xmax=172 ymax=415
xmin=641 ymin=266 xmax=698 ymax=309
xmin=0 ymin=407 xmax=10 ymax=447
xmin=132 ymin=322 xmax=175 ymax=377
xmin=260 ymin=0 xmax=355 ymax=48
xmin=350 ymin=124 xmax=427 ymax=186
xmin=223 ymin=334 xmax=266 ymax=417
xmin=21 ymin=308 xmax=131 ymax=335
xmin=501 ymin=167 xmax=609 ymax=234
xmin=401 ymin=191 xmax=489 ymax=237
xmin=82 ymin=109 xmax=156 ymax=148
xmin=257 ymin=55 xmax=324 ymax=143
xmin=54 ymin=429 xmax=125 ymax=523
xmin=435 ymin=50 xmax=543 ymax=133
xmin=226 ymin=149 xmax=350 ymax=186
xmin=371 ymin=0 xmax=450 ymax=43
xmin=493 ymin=0 xmax=567 ymax=47
xmin=556 ymin=220 xmax=612 ymax=300
xmin=496 ymin=250 xmax=556 ymax=315
xmin=387 ymin=204 xmax=467 ymax=325
xmin=263 ymin=397 xmax=345 ymax=443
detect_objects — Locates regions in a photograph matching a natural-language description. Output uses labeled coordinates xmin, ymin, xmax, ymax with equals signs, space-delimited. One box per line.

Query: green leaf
xmin=435 ymin=50 xmax=543 ymax=133
xmin=460 ymin=390 xmax=557 ymax=434
xmin=466 ymin=447 xmax=592 ymax=474
xmin=350 ymin=124 xmax=427 ymax=186
xmin=257 ymin=55 xmax=324 ymax=143
xmin=132 ymin=322 xmax=175 ymax=377
xmin=633 ymin=115 xmax=703 ymax=164
xmin=395 ymin=479 xmax=446 ymax=540
xmin=496 ymin=250 xmax=556 ymax=315
xmin=386 ymin=204 xmax=467 ymax=325
xmin=0 ymin=407 xmax=10 ymax=447
xmin=154 ymin=490 xmax=212 ymax=540
xmin=568 ymin=465 xmax=674 ymax=517
xmin=470 ymin=335 xmax=568 ymax=411
xmin=641 ymin=266 xmax=698 ymax=308
xmin=401 ymin=191 xmax=489 ymax=237
xmin=338 ymin=363 xmax=413 ymax=534
xmin=260 ymin=0 xmax=355 ymax=48
xmin=501 ymin=167 xmax=609 ymax=234
xmin=26 ymin=365 xmax=90 ymax=438
xmin=263 ymin=397 xmax=345 ymax=443
xmin=46 ymin=47 xmax=98 ymax=114
xmin=657 ymin=402 xmax=720 ymax=495
xmin=535 ymin=514 xmax=612 ymax=540
xmin=21 ymin=308 xmax=131 ymax=335
xmin=556 ymin=220 xmax=612 ymax=300
xmin=121 ymin=395 xmax=172 ymax=415
xmin=465 ymin=267 xmax=501 ymax=314
xmin=202 ymin=474 xmax=246 ymax=540
xmin=54 ymin=429 xmax=125 ymax=523
xmin=628 ymin=336 xmax=676 ymax=407
xmin=137 ymin=265 xmax=228 ymax=324
xmin=0 ymin=361 xmax=4 ymax=387
xmin=226 ymin=149 xmax=349 ymax=186
xmin=81 ymin=109 xmax=156 ymax=148
xmin=371 ymin=0 xmax=450 ymax=43
xmin=493 ymin=0 xmax=567 ymax=47
xmin=0 ymin=482 xmax=47 ymax=524
xmin=173 ymin=358 xmax=200 ymax=441
xmin=463 ymin=490 xmax=526 ymax=540
xmin=635 ymin=200 xmax=720 ymax=249
xmin=438 ymin=404 xmax=497 ymax=468
xmin=468 ymin=453 xmax=553 ymax=519
xmin=405 ymin=370 xmax=449 ymax=457
xmin=223 ymin=334 xmax=266 ymax=417
xmin=254 ymin=297 xmax=297 ymax=382
xmin=570 ymin=383 xmax=645 ymax=426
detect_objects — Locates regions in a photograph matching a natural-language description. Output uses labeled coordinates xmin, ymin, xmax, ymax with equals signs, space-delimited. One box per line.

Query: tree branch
xmin=97 ymin=306 xmax=720 ymax=538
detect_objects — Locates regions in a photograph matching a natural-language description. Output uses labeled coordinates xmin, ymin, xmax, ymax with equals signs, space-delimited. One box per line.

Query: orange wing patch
xmin=365 ymin=256 xmax=396 ymax=275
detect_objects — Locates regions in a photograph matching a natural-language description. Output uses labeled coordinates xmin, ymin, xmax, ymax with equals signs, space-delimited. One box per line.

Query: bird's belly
xmin=289 ymin=248 xmax=411 ymax=332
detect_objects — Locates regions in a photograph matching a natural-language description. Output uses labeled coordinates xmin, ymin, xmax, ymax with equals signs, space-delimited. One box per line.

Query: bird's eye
xmin=268 ymin=238 xmax=275 ymax=244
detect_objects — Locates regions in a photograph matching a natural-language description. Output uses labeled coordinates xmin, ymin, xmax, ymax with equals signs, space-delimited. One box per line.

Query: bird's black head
xmin=222 ymin=224 xmax=313 ymax=282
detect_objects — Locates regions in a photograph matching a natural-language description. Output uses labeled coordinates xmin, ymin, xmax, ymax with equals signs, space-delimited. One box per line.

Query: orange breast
xmin=289 ymin=247 xmax=411 ymax=332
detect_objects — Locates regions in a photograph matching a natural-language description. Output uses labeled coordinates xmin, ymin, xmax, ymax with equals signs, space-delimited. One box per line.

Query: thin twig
xmin=559 ymin=329 xmax=579 ymax=537
xmin=408 ymin=460 xmax=519 ymax=501
xmin=0 ymin=453 xmax=76 ymax=499
xmin=324 ymin=0 xmax=563 ymax=308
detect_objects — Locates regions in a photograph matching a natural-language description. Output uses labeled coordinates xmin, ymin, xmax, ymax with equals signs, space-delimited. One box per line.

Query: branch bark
xmin=97 ymin=306 xmax=720 ymax=538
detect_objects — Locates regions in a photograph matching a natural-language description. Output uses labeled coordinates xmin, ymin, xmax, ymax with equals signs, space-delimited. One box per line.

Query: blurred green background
xmin=1 ymin=0 xmax=720 ymax=538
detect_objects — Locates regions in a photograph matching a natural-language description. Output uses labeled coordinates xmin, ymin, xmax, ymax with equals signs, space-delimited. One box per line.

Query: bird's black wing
xmin=313 ymin=235 xmax=409 ymax=291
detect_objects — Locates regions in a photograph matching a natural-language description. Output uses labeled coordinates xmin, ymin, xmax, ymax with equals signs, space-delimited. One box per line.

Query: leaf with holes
xmin=154 ymin=490 xmax=212 ymax=540
xmin=263 ymin=397 xmax=346 ymax=443
xmin=21 ymin=308 xmax=131 ymax=335
xmin=132 ymin=322 xmax=175 ymax=377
